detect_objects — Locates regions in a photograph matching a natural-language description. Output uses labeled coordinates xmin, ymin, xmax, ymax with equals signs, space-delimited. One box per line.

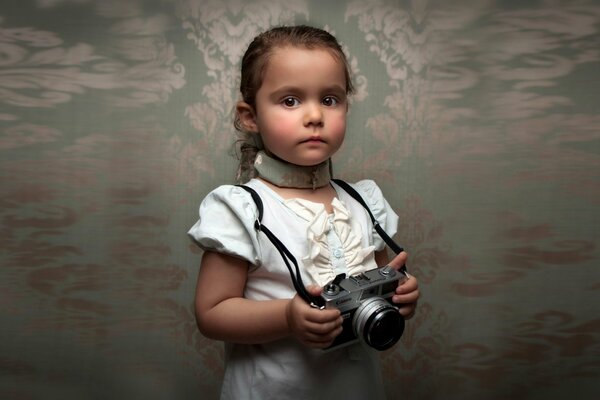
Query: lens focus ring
xmin=353 ymin=297 xmax=404 ymax=351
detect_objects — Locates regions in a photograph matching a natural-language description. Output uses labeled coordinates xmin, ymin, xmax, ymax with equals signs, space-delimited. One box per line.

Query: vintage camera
xmin=321 ymin=266 xmax=407 ymax=351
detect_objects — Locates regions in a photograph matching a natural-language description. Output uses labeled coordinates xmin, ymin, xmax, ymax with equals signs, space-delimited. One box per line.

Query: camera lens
xmin=353 ymin=297 xmax=404 ymax=351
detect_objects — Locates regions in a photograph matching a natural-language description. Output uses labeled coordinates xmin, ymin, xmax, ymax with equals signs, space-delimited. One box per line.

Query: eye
xmin=322 ymin=96 xmax=339 ymax=107
xmin=282 ymin=97 xmax=300 ymax=108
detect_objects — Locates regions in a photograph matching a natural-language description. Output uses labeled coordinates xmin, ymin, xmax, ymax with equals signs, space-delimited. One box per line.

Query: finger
xmin=387 ymin=251 xmax=408 ymax=270
xmin=305 ymin=284 xmax=323 ymax=297
xmin=398 ymin=304 xmax=416 ymax=319
xmin=303 ymin=303 xmax=342 ymax=323
xmin=392 ymin=289 xmax=419 ymax=305
xmin=396 ymin=276 xmax=418 ymax=293
xmin=304 ymin=308 xmax=341 ymax=324
xmin=301 ymin=326 xmax=343 ymax=347
xmin=303 ymin=318 xmax=343 ymax=335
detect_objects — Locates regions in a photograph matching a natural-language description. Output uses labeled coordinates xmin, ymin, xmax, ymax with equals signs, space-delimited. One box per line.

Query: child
xmin=188 ymin=25 xmax=419 ymax=400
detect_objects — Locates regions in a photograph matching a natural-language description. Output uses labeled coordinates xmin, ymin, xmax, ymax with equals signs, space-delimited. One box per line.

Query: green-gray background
xmin=1 ymin=0 xmax=599 ymax=399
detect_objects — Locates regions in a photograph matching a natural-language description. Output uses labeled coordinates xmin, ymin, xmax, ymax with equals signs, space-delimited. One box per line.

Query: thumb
xmin=305 ymin=284 xmax=323 ymax=297
xmin=387 ymin=251 xmax=408 ymax=271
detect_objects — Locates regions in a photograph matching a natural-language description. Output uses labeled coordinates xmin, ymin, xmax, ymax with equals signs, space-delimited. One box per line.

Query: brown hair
xmin=234 ymin=25 xmax=354 ymax=182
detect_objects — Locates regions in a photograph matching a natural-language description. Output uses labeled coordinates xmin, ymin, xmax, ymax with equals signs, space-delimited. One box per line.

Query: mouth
xmin=301 ymin=136 xmax=325 ymax=144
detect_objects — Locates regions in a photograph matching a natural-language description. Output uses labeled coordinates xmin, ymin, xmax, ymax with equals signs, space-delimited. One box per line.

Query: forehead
xmin=260 ymin=46 xmax=346 ymax=89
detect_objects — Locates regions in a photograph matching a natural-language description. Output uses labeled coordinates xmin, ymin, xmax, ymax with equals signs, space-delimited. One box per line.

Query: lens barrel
xmin=353 ymin=297 xmax=404 ymax=351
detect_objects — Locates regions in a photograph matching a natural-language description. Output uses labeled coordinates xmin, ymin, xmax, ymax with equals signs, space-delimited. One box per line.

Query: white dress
xmin=188 ymin=179 xmax=399 ymax=400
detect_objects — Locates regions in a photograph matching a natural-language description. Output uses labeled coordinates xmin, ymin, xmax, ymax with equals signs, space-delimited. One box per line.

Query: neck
xmin=253 ymin=151 xmax=331 ymax=190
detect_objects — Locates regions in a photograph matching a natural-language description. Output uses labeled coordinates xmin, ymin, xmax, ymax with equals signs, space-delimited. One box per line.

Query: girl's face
xmin=244 ymin=46 xmax=348 ymax=166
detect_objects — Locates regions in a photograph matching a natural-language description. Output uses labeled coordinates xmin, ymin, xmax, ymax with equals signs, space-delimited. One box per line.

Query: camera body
xmin=321 ymin=266 xmax=407 ymax=351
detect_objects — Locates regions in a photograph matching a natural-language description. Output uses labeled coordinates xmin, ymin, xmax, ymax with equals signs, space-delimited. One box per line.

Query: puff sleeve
xmin=352 ymin=180 xmax=399 ymax=251
xmin=187 ymin=185 xmax=261 ymax=266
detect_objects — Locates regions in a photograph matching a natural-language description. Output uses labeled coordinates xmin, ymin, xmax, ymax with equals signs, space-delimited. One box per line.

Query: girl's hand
xmin=387 ymin=252 xmax=420 ymax=319
xmin=285 ymin=285 xmax=343 ymax=348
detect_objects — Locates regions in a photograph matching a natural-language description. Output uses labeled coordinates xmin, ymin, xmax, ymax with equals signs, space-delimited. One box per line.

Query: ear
xmin=236 ymin=101 xmax=258 ymax=133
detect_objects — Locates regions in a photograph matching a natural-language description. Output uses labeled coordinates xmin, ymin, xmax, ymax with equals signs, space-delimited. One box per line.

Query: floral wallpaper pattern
xmin=0 ymin=0 xmax=598 ymax=399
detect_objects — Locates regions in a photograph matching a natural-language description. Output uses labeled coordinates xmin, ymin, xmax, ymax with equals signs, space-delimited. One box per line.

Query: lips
xmin=301 ymin=136 xmax=325 ymax=143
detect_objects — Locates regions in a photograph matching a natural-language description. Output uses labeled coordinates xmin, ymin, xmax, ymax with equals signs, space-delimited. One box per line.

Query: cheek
xmin=265 ymin=111 xmax=297 ymax=137
xmin=330 ymin=113 xmax=347 ymax=137
xmin=278 ymin=114 xmax=298 ymax=134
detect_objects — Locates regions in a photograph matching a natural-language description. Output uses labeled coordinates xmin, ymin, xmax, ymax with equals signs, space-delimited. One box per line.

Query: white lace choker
xmin=254 ymin=151 xmax=331 ymax=190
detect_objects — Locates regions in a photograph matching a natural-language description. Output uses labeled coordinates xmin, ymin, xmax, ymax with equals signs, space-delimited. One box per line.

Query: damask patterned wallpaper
xmin=1 ymin=0 xmax=599 ymax=399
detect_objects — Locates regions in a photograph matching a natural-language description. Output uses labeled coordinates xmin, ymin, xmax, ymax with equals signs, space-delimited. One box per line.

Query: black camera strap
xmin=331 ymin=179 xmax=408 ymax=274
xmin=237 ymin=179 xmax=407 ymax=308
xmin=237 ymin=185 xmax=325 ymax=309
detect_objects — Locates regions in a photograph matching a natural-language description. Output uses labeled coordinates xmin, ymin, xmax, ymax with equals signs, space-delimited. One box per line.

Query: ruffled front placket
xmin=284 ymin=197 xmax=378 ymax=287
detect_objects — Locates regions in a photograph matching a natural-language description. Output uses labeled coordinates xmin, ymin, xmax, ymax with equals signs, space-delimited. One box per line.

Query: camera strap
xmin=331 ymin=179 xmax=408 ymax=274
xmin=237 ymin=179 xmax=407 ymax=308
xmin=237 ymin=185 xmax=326 ymax=309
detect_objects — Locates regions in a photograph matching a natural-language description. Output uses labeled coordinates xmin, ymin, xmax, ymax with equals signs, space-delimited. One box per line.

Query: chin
xmin=269 ymin=148 xmax=332 ymax=167
xmin=295 ymin=158 xmax=329 ymax=167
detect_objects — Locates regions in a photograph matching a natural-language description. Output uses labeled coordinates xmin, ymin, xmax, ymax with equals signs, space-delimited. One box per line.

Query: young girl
xmin=188 ymin=25 xmax=419 ymax=400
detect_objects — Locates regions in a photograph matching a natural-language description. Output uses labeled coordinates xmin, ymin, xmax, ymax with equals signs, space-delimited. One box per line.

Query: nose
xmin=303 ymin=102 xmax=324 ymax=127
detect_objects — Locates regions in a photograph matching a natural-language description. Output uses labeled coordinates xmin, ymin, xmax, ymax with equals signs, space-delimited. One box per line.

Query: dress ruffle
xmin=285 ymin=197 xmax=377 ymax=287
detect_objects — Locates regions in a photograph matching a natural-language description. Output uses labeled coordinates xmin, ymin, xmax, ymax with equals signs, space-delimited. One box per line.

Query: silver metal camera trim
xmin=353 ymin=297 xmax=401 ymax=348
